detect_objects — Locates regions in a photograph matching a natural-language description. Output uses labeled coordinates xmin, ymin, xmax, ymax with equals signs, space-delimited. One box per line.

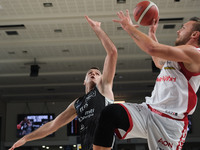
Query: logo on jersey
xmin=85 ymin=90 xmax=96 ymax=102
xmin=78 ymin=108 xmax=95 ymax=122
xmin=177 ymin=129 xmax=187 ymax=150
xmin=135 ymin=105 xmax=143 ymax=112
xmin=165 ymin=110 xmax=178 ymax=116
xmin=158 ymin=138 xmax=173 ymax=149
xmin=164 ymin=67 xmax=175 ymax=70
xmin=78 ymin=90 xmax=96 ymax=114
xmin=80 ymin=124 xmax=85 ymax=131
xmin=79 ymin=103 xmax=89 ymax=113
xmin=156 ymin=76 xmax=176 ymax=82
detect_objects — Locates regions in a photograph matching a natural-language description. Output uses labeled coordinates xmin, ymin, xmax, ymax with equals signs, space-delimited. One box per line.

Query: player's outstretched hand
xmin=113 ymin=9 xmax=138 ymax=30
xmin=85 ymin=16 xmax=101 ymax=30
xmin=149 ymin=17 xmax=159 ymax=35
xmin=9 ymin=137 xmax=26 ymax=150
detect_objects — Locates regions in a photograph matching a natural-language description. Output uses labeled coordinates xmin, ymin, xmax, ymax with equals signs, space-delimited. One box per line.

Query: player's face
xmin=84 ymin=69 xmax=102 ymax=85
xmin=175 ymin=21 xmax=195 ymax=46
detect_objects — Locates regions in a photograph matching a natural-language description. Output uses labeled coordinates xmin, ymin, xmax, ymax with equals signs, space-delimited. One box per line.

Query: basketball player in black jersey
xmin=9 ymin=16 xmax=117 ymax=150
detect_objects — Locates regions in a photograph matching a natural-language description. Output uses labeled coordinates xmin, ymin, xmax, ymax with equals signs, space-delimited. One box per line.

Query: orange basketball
xmin=133 ymin=1 xmax=159 ymax=26
xmin=17 ymin=124 xmax=21 ymax=129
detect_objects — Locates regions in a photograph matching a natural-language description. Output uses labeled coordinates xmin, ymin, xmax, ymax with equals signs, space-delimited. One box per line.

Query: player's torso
xmin=75 ymin=87 xmax=107 ymax=123
xmin=74 ymin=86 xmax=113 ymax=150
xmin=146 ymin=61 xmax=200 ymax=118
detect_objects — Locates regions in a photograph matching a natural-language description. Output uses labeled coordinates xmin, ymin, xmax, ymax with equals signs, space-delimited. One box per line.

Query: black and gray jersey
xmin=74 ymin=86 xmax=113 ymax=150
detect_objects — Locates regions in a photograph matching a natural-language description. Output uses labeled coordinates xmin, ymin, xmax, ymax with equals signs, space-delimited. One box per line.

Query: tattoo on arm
xmin=130 ymin=32 xmax=139 ymax=41
xmin=159 ymin=60 xmax=166 ymax=66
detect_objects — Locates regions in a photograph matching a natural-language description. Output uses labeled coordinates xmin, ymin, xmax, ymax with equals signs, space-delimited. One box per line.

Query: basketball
xmin=17 ymin=124 xmax=21 ymax=129
xmin=133 ymin=1 xmax=159 ymax=26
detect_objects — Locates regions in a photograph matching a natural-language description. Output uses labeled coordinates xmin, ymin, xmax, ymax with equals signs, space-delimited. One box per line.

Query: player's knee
xmin=99 ymin=104 xmax=117 ymax=123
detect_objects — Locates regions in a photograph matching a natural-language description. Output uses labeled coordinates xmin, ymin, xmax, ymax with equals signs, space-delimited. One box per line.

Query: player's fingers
xmin=152 ymin=19 xmax=156 ymax=25
xmin=98 ymin=22 xmax=101 ymax=26
xmin=134 ymin=25 xmax=140 ymax=28
xmin=85 ymin=16 xmax=91 ymax=22
xmin=113 ymin=19 xmax=121 ymax=23
xmin=155 ymin=16 xmax=160 ymax=24
xmin=125 ymin=9 xmax=130 ymax=18
xmin=117 ymin=11 xmax=124 ymax=19
xmin=116 ymin=12 xmax=122 ymax=19
xmin=119 ymin=11 xmax=125 ymax=18
xmin=85 ymin=16 xmax=89 ymax=20
xmin=85 ymin=16 xmax=95 ymax=26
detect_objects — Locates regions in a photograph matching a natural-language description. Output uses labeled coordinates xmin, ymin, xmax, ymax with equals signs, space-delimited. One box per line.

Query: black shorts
xmin=93 ymin=104 xmax=130 ymax=147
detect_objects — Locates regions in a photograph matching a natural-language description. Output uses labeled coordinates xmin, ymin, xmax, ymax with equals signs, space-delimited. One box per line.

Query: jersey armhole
xmin=178 ymin=62 xmax=200 ymax=80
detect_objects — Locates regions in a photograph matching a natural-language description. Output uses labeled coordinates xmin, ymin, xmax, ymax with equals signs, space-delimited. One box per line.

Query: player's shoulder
xmin=177 ymin=45 xmax=200 ymax=55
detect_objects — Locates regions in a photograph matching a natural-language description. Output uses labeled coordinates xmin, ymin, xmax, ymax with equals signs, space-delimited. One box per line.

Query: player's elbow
xmin=110 ymin=47 xmax=118 ymax=58
xmin=146 ymin=43 xmax=159 ymax=56
xmin=112 ymin=46 xmax=118 ymax=54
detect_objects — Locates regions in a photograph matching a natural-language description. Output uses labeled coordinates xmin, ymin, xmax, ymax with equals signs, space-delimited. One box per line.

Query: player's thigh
xmin=147 ymin=113 xmax=187 ymax=150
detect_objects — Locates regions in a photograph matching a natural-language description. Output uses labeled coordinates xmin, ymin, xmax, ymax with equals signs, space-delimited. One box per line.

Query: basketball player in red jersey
xmin=9 ymin=16 xmax=117 ymax=150
xmin=92 ymin=10 xmax=200 ymax=150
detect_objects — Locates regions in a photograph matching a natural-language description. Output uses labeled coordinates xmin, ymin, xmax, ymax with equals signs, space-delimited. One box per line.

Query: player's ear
xmin=191 ymin=31 xmax=200 ymax=38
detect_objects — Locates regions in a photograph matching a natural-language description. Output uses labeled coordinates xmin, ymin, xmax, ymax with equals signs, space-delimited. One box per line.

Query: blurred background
xmin=0 ymin=0 xmax=200 ymax=150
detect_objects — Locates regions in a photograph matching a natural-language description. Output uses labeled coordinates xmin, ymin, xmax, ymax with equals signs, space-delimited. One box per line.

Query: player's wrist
xmin=125 ymin=23 xmax=136 ymax=33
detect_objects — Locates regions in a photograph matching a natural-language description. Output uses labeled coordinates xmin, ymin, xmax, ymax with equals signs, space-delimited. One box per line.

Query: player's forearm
xmin=125 ymin=24 xmax=158 ymax=55
xmin=149 ymin=28 xmax=165 ymax=69
xmin=23 ymin=121 xmax=56 ymax=142
xmin=94 ymin=28 xmax=117 ymax=55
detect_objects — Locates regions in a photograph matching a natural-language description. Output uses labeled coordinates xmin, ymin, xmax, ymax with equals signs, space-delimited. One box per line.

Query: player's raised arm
xmin=85 ymin=16 xmax=117 ymax=85
xmin=85 ymin=16 xmax=117 ymax=100
xmin=148 ymin=18 xmax=166 ymax=69
xmin=113 ymin=10 xmax=200 ymax=66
